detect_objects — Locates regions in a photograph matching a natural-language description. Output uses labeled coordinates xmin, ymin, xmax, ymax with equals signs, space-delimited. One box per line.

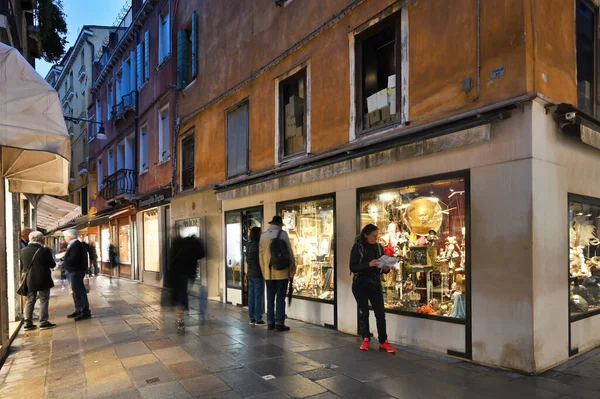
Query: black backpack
xmin=269 ymin=230 xmax=291 ymax=270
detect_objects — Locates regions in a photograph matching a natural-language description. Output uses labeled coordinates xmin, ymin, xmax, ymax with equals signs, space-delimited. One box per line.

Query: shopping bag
xmin=17 ymin=273 xmax=28 ymax=296
xmin=83 ymin=276 xmax=90 ymax=293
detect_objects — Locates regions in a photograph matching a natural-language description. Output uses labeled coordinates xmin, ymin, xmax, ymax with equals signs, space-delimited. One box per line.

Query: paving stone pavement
xmin=2 ymin=276 xmax=600 ymax=398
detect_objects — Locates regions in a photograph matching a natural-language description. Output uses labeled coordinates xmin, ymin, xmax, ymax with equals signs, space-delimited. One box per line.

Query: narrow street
xmin=1 ymin=276 xmax=600 ymax=399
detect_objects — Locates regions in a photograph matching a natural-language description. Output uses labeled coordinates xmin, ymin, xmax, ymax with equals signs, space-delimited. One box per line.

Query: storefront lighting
xmin=449 ymin=186 xmax=455 ymax=193
xmin=379 ymin=192 xmax=397 ymax=202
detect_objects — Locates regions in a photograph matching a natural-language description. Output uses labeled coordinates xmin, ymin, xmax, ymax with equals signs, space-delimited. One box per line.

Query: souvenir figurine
xmin=426 ymin=230 xmax=439 ymax=246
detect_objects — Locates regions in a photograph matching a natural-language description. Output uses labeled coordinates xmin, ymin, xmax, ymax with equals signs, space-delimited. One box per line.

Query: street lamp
xmin=63 ymin=116 xmax=106 ymax=140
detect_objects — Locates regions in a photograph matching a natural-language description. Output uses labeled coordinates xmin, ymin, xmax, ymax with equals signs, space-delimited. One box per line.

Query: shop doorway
xmin=225 ymin=206 xmax=263 ymax=306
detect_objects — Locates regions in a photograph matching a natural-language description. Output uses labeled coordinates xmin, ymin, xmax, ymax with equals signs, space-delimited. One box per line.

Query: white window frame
xmin=179 ymin=131 xmax=195 ymax=192
xmin=348 ymin=2 xmax=409 ymax=141
xmin=107 ymin=83 xmax=114 ymax=121
xmin=125 ymin=135 xmax=135 ymax=170
xmin=117 ymin=141 xmax=125 ymax=171
xmin=274 ymin=60 xmax=311 ymax=166
xmin=139 ymin=124 xmax=149 ymax=174
xmin=158 ymin=105 xmax=171 ymax=163
xmin=107 ymin=148 xmax=115 ymax=176
xmin=158 ymin=4 xmax=171 ymax=65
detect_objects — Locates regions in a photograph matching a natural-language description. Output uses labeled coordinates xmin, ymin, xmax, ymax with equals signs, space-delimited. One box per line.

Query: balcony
xmin=111 ymin=91 xmax=137 ymax=121
xmin=78 ymin=64 xmax=86 ymax=81
xmin=100 ymin=169 xmax=136 ymax=201
xmin=78 ymin=161 xmax=88 ymax=176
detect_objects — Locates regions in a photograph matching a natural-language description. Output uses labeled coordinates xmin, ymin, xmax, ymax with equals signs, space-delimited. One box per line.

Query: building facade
xmin=47 ymin=26 xmax=112 ymax=221
xmin=161 ymin=0 xmax=600 ymax=373
xmin=87 ymin=0 xmax=175 ymax=283
xmin=0 ymin=0 xmax=40 ymax=65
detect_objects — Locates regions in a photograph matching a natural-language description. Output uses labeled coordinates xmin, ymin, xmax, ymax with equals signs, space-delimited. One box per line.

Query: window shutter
xmin=177 ymin=30 xmax=188 ymax=89
xmin=144 ymin=31 xmax=150 ymax=81
xmin=130 ymin=50 xmax=137 ymax=91
xmin=136 ymin=43 xmax=143 ymax=89
xmin=227 ymin=102 xmax=249 ymax=177
xmin=191 ymin=11 xmax=197 ymax=78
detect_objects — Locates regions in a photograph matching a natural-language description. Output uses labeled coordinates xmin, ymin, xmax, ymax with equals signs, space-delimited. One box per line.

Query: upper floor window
xmin=107 ymin=148 xmax=115 ymax=176
xmin=116 ymin=71 xmax=123 ymax=105
xmin=177 ymin=11 xmax=197 ymax=89
xmin=181 ymin=133 xmax=195 ymax=191
xmin=158 ymin=106 xmax=171 ymax=163
xmin=159 ymin=5 xmax=171 ymax=65
xmin=97 ymin=158 xmax=103 ymax=192
xmin=80 ymin=49 xmax=85 ymax=65
xmin=355 ymin=11 xmax=401 ymax=134
xmin=577 ymin=0 xmax=596 ymax=115
xmin=107 ymin=84 xmax=114 ymax=120
xmin=140 ymin=125 xmax=148 ymax=173
xmin=279 ymin=69 xmax=307 ymax=158
xmin=226 ymin=101 xmax=249 ymax=178
xmin=137 ymin=31 xmax=150 ymax=89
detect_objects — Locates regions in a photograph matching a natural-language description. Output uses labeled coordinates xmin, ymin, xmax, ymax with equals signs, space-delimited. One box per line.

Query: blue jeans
xmin=248 ymin=277 xmax=264 ymax=322
xmin=266 ymin=279 xmax=288 ymax=326
xmin=69 ymin=270 xmax=90 ymax=314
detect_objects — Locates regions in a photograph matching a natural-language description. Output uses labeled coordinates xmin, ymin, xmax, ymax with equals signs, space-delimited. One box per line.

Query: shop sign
xmin=136 ymin=188 xmax=172 ymax=208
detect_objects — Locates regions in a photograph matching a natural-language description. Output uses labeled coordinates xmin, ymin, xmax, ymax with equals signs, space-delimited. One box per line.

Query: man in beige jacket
xmin=259 ymin=216 xmax=296 ymax=331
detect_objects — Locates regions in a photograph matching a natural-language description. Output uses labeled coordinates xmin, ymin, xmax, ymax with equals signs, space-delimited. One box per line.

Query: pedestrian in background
xmin=20 ymin=231 xmax=56 ymax=330
xmin=89 ymin=242 xmax=99 ymax=277
xmin=246 ymin=226 xmax=265 ymax=325
xmin=20 ymin=228 xmax=32 ymax=249
xmin=259 ymin=216 xmax=295 ymax=332
xmin=62 ymin=230 xmax=91 ymax=321
xmin=108 ymin=244 xmax=119 ymax=282
xmin=164 ymin=232 xmax=205 ymax=331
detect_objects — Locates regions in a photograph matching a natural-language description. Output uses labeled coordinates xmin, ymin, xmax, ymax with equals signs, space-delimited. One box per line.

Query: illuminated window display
xmin=143 ymin=210 xmax=160 ymax=272
xmin=358 ymin=177 xmax=467 ymax=319
xmin=225 ymin=208 xmax=262 ymax=292
xmin=278 ymin=196 xmax=335 ymax=302
xmin=569 ymin=195 xmax=600 ymax=319
xmin=119 ymin=224 xmax=131 ymax=264
xmin=101 ymin=227 xmax=110 ymax=262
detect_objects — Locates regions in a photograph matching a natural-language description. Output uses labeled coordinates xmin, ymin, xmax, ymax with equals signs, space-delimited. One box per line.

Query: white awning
xmin=0 ymin=43 xmax=70 ymax=196
xmin=36 ymin=195 xmax=81 ymax=231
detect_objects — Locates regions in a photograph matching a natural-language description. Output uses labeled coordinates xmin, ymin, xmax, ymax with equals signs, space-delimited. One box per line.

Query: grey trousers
xmin=25 ymin=290 xmax=50 ymax=325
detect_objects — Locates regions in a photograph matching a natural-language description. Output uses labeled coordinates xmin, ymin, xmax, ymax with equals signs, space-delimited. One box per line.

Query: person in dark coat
xmin=350 ymin=224 xmax=396 ymax=353
xmin=246 ymin=227 xmax=264 ymax=325
xmin=168 ymin=234 xmax=205 ymax=310
xmin=108 ymin=243 xmax=119 ymax=281
xmin=63 ymin=229 xmax=91 ymax=321
xmin=88 ymin=242 xmax=99 ymax=276
xmin=21 ymin=231 xmax=56 ymax=330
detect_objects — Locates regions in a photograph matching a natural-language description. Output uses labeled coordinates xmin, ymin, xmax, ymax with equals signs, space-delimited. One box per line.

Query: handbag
xmin=17 ymin=248 xmax=41 ymax=296
xmin=83 ymin=276 xmax=90 ymax=293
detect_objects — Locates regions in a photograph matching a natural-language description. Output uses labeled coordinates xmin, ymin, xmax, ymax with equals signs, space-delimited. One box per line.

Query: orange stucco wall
xmin=175 ymin=0 xmax=581 ymax=190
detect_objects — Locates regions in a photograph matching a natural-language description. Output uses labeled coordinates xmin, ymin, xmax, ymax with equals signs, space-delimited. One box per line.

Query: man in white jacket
xmin=259 ymin=216 xmax=295 ymax=331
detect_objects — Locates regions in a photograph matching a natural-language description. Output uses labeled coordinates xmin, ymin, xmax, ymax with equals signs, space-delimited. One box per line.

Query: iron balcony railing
xmin=78 ymin=64 xmax=86 ymax=81
xmin=111 ymin=91 xmax=137 ymax=120
xmin=77 ymin=161 xmax=88 ymax=175
xmin=100 ymin=168 xmax=136 ymax=201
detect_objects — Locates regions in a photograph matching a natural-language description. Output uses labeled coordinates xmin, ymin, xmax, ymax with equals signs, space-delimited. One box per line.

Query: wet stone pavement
xmin=2 ymin=277 xmax=600 ymax=398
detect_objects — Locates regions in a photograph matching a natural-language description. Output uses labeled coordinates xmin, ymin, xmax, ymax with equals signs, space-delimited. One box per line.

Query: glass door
xmin=225 ymin=207 xmax=263 ymax=306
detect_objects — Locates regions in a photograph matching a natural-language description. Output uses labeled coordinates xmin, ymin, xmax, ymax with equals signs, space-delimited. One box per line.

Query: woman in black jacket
xmin=350 ymin=224 xmax=396 ymax=353
xmin=246 ymin=227 xmax=264 ymax=325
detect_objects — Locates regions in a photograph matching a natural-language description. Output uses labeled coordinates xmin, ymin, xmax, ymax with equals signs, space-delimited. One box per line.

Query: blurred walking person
xmin=20 ymin=231 xmax=57 ymax=330
xmin=88 ymin=242 xmax=99 ymax=277
xmin=167 ymin=232 xmax=204 ymax=332
xmin=108 ymin=244 xmax=119 ymax=282
xmin=63 ymin=230 xmax=91 ymax=321
xmin=246 ymin=227 xmax=265 ymax=325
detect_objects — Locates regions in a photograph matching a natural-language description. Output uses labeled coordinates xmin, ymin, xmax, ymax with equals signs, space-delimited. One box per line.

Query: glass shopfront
xmin=569 ymin=194 xmax=600 ymax=320
xmin=143 ymin=210 xmax=160 ymax=272
xmin=225 ymin=207 xmax=263 ymax=305
xmin=358 ymin=175 xmax=468 ymax=320
xmin=277 ymin=196 xmax=335 ymax=302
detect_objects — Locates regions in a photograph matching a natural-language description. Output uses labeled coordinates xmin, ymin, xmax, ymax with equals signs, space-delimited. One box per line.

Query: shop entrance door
xmin=225 ymin=206 xmax=263 ymax=306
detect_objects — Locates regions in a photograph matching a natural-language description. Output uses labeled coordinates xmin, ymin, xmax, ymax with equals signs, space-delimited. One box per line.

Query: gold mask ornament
xmin=403 ymin=197 xmax=443 ymax=236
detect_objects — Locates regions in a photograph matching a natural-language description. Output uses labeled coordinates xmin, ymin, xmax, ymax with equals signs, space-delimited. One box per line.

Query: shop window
xmin=569 ymin=195 xmax=600 ymax=319
xmin=278 ymin=196 xmax=335 ymax=302
xmin=355 ymin=12 xmax=401 ymax=133
xmin=226 ymin=101 xmax=249 ymax=178
xmin=101 ymin=226 xmax=110 ymax=262
xmin=158 ymin=4 xmax=171 ymax=65
xmin=577 ymin=0 xmax=596 ymax=115
xmin=279 ymin=69 xmax=307 ymax=157
xmin=158 ymin=106 xmax=170 ymax=162
xmin=358 ymin=176 xmax=467 ymax=319
xmin=140 ymin=126 xmax=148 ymax=173
xmin=143 ymin=210 xmax=160 ymax=272
xmin=226 ymin=212 xmax=243 ymax=288
xmin=119 ymin=224 xmax=131 ymax=264
xmin=181 ymin=133 xmax=195 ymax=191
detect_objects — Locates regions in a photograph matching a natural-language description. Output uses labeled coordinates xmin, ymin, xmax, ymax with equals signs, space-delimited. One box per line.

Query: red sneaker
xmin=360 ymin=337 xmax=370 ymax=351
xmin=379 ymin=340 xmax=396 ymax=353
